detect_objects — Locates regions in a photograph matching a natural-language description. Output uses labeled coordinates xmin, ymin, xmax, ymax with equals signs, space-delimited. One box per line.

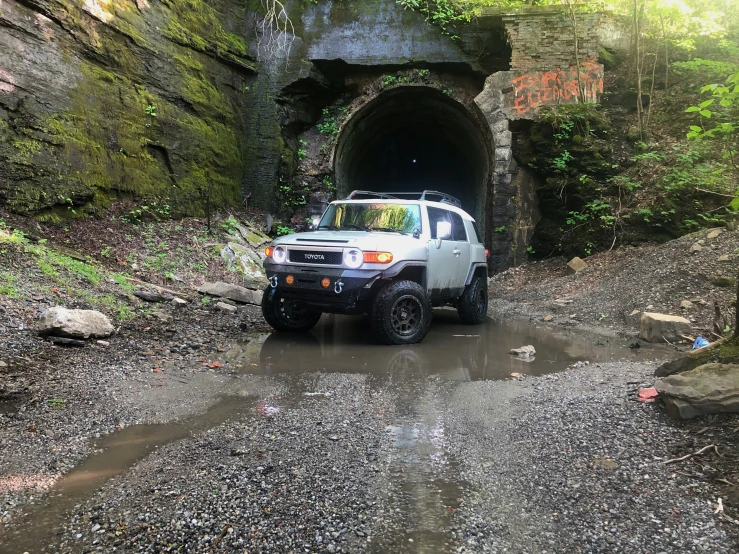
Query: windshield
xmin=318 ymin=203 xmax=422 ymax=234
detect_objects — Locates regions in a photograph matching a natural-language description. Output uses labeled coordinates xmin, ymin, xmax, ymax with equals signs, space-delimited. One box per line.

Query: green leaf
xmin=730 ymin=197 xmax=739 ymax=212
xmin=699 ymin=110 xmax=712 ymax=118
xmin=689 ymin=125 xmax=702 ymax=132
xmin=685 ymin=106 xmax=700 ymax=113
xmin=699 ymin=99 xmax=715 ymax=109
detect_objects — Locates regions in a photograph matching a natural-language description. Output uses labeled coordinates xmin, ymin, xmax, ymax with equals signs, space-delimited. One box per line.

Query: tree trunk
xmin=660 ymin=15 xmax=669 ymax=89
xmin=634 ymin=0 xmax=644 ymax=140
xmin=563 ymin=0 xmax=585 ymax=101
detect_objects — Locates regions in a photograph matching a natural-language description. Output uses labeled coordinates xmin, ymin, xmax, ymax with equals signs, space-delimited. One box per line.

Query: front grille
xmin=288 ymin=249 xmax=343 ymax=265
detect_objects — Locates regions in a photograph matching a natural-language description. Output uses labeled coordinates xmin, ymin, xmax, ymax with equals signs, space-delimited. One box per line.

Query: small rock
xmin=690 ymin=242 xmax=703 ymax=253
xmin=171 ymin=297 xmax=188 ymax=308
xmin=593 ymin=456 xmax=619 ymax=470
xmin=509 ymin=345 xmax=536 ymax=358
xmin=198 ymin=282 xmax=263 ymax=305
xmin=567 ymin=256 xmax=588 ymax=274
xmin=680 ymin=300 xmax=694 ymax=310
xmin=707 ymin=228 xmax=724 ymax=239
xmin=151 ymin=310 xmax=173 ymax=323
xmin=96 ymin=340 xmax=110 ymax=346
xmin=719 ymin=254 xmax=730 ymax=262
xmin=629 ymin=309 xmax=640 ymax=316
xmin=216 ymin=302 xmax=237 ymax=313
xmin=0 ymin=361 xmax=7 ymax=368
xmin=543 ymin=315 xmax=554 ymax=322
xmin=134 ymin=290 xmax=169 ymax=303
xmin=510 ymin=372 xmax=524 ymax=379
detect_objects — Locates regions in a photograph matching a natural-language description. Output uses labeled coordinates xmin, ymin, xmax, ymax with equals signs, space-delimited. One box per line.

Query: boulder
xmin=655 ymin=337 xmax=726 ymax=377
xmin=707 ymin=228 xmax=724 ymax=239
xmin=567 ymin=257 xmax=588 ymax=274
xmin=639 ymin=312 xmax=692 ymax=343
xmin=38 ymin=307 xmax=114 ymax=339
xmin=655 ymin=363 xmax=739 ymax=420
xmin=198 ymin=282 xmax=263 ymax=305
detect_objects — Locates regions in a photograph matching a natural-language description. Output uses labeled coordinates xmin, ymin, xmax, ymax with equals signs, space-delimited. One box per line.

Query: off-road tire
xmin=261 ymin=287 xmax=322 ymax=332
xmin=371 ymin=280 xmax=432 ymax=345
xmin=457 ymin=274 xmax=488 ymax=325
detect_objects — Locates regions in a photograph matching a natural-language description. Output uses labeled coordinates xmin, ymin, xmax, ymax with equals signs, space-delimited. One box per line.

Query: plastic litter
xmin=692 ymin=336 xmax=709 ymax=349
xmin=638 ymin=387 xmax=659 ymax=402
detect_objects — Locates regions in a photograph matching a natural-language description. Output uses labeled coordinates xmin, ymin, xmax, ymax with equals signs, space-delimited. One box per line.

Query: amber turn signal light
xmin=265 ymin=246 xmax=274 ymax=257
xmin=363 ymin=251 xmax=393 ymax=264
xmin=285 ymin=275 xmax=295 ymax=285
xmin=321 ymin=277 xmax=331 ymax=288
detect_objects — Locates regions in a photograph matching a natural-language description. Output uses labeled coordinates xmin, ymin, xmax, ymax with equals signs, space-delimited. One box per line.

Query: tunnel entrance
xmin=333 ymin=87 xmax=494 ymax=238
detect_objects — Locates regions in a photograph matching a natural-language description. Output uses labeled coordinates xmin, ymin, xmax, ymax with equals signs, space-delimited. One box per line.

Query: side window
xmin=450 ymin=212 xmax=467 ymax=242
xmin=471 ymin=221 xmax=482 ymax=244
xmin=427 ymin=207 xmax=451 ymax=239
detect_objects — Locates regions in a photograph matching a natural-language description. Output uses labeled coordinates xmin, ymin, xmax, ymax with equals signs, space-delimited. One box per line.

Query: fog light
xmin=321 ymin=277 xmax=331 ymax=288
xmin=285 ymin=275 xmax=295 ymax=285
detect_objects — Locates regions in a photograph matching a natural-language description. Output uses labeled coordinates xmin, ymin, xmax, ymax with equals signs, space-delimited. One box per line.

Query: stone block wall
xmin=501 ymin=9 xmax=601 ymax=71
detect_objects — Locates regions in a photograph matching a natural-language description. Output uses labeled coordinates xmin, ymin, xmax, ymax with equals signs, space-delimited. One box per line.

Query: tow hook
xmin=269 ymin=275 xmax=278 ymax=288
xmin=334 ymin=280 xmax=344 ymax=294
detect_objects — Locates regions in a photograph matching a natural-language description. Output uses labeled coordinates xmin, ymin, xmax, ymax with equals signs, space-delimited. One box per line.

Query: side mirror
xmin=311 ymin=217 xmax=320 ymax=230
xmin=436 ymin=221 xmax=452 ymax=240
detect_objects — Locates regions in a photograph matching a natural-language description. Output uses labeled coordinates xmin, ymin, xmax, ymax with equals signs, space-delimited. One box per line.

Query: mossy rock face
xmin=0 ymin=0 xmax=254 ymax=218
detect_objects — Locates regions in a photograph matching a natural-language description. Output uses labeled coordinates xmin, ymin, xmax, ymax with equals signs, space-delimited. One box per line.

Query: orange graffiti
xmin=512 ymin=58 xmax=604 ymax=115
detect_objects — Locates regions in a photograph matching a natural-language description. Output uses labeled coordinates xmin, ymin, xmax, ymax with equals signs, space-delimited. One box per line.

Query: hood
xmin=272 ymin=230 xmax=420 ymax=251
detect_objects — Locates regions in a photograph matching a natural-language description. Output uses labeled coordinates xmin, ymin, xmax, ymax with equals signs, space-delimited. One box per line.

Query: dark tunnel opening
xmin=333 ymin=87 xmax=494 ymax=237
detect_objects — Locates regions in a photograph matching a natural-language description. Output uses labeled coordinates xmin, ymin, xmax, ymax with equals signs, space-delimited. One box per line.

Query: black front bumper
xmin=263 ymin=262 xmax=383 ymax=314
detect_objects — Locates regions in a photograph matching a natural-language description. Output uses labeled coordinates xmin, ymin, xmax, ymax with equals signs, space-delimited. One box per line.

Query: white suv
xmin=262 ymin=190 xmax=489 ymax=344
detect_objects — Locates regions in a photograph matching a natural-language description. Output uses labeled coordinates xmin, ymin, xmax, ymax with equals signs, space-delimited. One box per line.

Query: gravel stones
xmin=37 ymin=307 xmax=114 ymax=339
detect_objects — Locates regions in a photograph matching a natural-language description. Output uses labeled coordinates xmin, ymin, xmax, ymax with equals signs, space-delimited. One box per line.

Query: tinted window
xmin=450 ymin=212 xmax=467 ymax=242
xmin=427 ymin=207 xmax=451 ymax=239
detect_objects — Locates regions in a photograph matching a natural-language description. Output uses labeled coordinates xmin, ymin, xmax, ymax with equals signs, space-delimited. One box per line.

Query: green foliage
xmin=276 ymin=224 xmax=294 ymax=236
xmin=145 ymin=104 xmax=157 ymax=117
xmin=121 ymin=200 xmax=172 ymax=223
xmin=316 ymin=108 xmax=340 ymax=137
xmin=221 ymin=216 xmax=239 ymax=235
xmin=297 ymin=139 xmax=308 ymax=160
xmin=494 ymin=225 xmax=506 ymax=233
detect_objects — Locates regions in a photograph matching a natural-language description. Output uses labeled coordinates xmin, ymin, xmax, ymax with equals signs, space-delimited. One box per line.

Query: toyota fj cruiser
xmin=261 ymin=190 xmax=489 ymax=345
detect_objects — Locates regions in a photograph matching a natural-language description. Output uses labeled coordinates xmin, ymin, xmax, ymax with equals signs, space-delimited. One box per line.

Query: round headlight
xmin=273 ymin=246 xmax=287 ymax=264
xmin=343 ymin=248 xmax=363 ymax=269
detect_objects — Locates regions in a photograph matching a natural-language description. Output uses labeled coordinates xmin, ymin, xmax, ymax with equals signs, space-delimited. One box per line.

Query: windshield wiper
xmin=340 ymin=224 xmax=369 ymax=231
xmin=368 ymin=227 xmax=407 ymax=235
xmin=317 ymin=225 xmax=340 ymax=230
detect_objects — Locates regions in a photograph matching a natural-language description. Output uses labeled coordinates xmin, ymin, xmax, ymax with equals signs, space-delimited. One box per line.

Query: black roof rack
xmin=345 ymin=190 xmax=462 ymax=208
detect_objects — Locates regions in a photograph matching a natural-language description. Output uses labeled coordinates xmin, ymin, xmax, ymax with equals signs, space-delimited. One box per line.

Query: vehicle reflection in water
xmin=230 ymin=309 xmax=645 ymax=382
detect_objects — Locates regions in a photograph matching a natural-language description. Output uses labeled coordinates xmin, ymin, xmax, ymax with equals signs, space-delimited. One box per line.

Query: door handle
xmin=453 ymin=249 xmax=461 ymax=257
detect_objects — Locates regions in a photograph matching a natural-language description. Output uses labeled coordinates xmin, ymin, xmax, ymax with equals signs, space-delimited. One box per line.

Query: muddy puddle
xmin=227 ymin=310 xmax=653 ymax=382
xmin=1 ymin=395 xmax=260 ymax=553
